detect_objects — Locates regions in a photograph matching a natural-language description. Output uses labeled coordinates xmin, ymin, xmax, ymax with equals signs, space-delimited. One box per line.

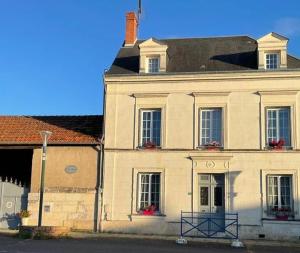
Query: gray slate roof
xmin=107 ymin=36 xmax=300 ymax=75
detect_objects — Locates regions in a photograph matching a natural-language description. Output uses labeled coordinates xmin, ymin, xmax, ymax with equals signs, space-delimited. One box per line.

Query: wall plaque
xmin=65 ymin=165 xmax=78 ymax=174
xmin=6 ymin=201 xmax=13 ymax=209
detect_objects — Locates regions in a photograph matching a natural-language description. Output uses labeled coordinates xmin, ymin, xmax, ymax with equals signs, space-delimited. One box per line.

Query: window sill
xmin=197 ymin=146 xmax=224 ymax=151
xmin=264 ymin=68 xmax=279 ymax=71
xmin=264 ymin=146 xmax=293 ymax=151
xmin=137 ymin=146 xmax=162 ymax=151
xmin=262 ymin=218 xmax=300 ymax=224
xmin=130 ymin=214 xmax=166 ymax=221
xmin=146 ymin=72 xmax=160 ymax=74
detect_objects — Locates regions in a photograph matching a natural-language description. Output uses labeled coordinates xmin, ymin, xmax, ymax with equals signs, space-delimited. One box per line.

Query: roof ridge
xmin=288 ymin=54 xmax=300 ymax=61
xmin=137 ymin=34 xmax=255 ymax=42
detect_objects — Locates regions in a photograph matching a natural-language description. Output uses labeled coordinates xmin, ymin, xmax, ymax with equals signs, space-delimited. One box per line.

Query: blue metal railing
xmin=180 ymin=211 xmax=239 ymax=239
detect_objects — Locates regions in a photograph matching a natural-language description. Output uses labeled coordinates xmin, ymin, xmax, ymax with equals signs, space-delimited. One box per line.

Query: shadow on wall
xmin=0 ymin=213 xmax=20 ymax=229
xmin=227 ymin=171 xmax=242 ymax=211
xmin=0 ymin=192 xmax=28 ymax=229
xmin=102 ymin=199 xmax=300 ymax=240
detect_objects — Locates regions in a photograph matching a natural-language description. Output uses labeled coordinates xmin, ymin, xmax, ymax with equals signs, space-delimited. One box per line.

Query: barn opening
xmin=0 ymin=149 xmax=33 ymax=188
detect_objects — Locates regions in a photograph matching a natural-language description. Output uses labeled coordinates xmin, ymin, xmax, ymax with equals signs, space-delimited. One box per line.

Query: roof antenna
xmin=137 ymin=0 xmax=142 ymax=23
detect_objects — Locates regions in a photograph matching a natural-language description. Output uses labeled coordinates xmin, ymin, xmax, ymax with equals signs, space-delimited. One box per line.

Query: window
xmin=200 ymin=108 xmax=222 ymax=146
xmin=267 ymin=175 xmax=293 ymax=216
xmin=141 ymin=109 xmax=161 ymax=147
xmin=265 ymin=53 xmax=279 ymax=69
xmin=138 ymin=173 xmax=160 ymax=212
xmin=147 ymin=57 xmax=159 ymax=73
xmin=266 ymin=107 xmax=291 ymax=147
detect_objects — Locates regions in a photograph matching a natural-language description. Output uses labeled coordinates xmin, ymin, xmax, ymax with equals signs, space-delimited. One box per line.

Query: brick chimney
xmin=125 ymin=12 xmax=138 ymax=46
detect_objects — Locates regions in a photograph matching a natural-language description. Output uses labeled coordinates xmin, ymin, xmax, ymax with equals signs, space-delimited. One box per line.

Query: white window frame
xmin=266 ymin=175 xmax=293 ymax=216
xmin=140 ymin=109 xmax=162 ymax=147
xmin=266 ymin=107 xmax=291 ymax=147
xmin=147 ymin=57 xmax=160 ymax=73
xmin=137 ymin=173 xmax=161 ymax=213
xmin=199 ymin=108 xmax=223 ymax=147
xmin=265 ymin=53 xmax=279 ymax=70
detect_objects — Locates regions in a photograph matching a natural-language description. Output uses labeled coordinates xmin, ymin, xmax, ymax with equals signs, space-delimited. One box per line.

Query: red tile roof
xmin=0 ymin=116 xmax=102 ymax=145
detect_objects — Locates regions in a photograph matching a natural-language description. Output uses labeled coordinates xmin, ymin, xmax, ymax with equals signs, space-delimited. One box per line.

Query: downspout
xmin=96 ymin=71 xmax=107 ymax=232
xmin=95 ymin=138 xmax=104 ymax=232
xmin=94 ymin=144 xmax=102 ymax=232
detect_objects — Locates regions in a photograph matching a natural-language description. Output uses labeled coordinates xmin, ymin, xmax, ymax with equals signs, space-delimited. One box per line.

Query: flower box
xmin=140 ymin=205 xmax=157 ymax=216
xmin=205 ymin=146 xmax=221 ymax=151
xmin=202 ymin=141 xmax=222 ymax=151
xmin=143 ymin=210 xmax=155 ymax=215
xmin=268 ymin=139 xmax=285 ymax=150
xmin=17 ymin=210 xmax=31 ymax=226
xmin=271 ymin=207 xmax=291 ymax=221
xmin=142 ymin=141 xmax=157 ymax=149
xmin=21 ymin=217 xmax=29 ymax=226
xmin=275 ymin=214 xmax=289 ymax=221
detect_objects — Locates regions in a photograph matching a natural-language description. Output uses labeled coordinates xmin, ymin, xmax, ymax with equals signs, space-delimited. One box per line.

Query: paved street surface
xmin=0 ymin=235 xmax=300 ymax=253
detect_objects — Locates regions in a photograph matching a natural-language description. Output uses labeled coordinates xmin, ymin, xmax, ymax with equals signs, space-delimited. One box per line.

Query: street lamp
xmin=38 ymin=130 xmax=52 ymax=227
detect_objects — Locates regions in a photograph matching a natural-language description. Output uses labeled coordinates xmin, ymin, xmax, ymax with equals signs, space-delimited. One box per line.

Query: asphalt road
xmin=0 ymin=235 xmax=300 ymax=253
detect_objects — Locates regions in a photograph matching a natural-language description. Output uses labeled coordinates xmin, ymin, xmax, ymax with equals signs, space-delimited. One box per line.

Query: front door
xmin=198 ymin=174 xmax=225 ymax=233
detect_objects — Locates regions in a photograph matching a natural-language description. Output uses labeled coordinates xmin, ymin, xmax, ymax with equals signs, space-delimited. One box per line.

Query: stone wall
xmin=27 ymin=190 xmax=97 ymax=230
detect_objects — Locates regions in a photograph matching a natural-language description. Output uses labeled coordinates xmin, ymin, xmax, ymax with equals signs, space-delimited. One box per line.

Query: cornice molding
xmin=105 ymin=70 xmax=300 ymax=84
xmin=132 ymin=93 xmax=170 ymax=98
xmin=192 ymin=91 xmax=231 ymax=97
xmin=258 ymin=90 xmax=299 ymax=96
xmin=189 ymin=155 xmax=233 ymax=161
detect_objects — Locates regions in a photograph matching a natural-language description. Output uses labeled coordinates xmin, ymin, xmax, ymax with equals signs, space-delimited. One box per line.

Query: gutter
xmin=105 ymin=68 xmax=300 ymax=78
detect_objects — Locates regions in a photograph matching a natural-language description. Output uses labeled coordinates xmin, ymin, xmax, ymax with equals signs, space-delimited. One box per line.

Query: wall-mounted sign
xmin=65 ymin=165 xmax=78 ymax=174
xmin=44 ymin=205 xmax=51 ymax=212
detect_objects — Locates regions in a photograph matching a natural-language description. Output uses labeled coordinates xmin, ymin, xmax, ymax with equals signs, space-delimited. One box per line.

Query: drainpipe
xmin=95 ymin=141 xmax=104 ymax=232
xmin=95 ymin=71 xmax=107 ymax=232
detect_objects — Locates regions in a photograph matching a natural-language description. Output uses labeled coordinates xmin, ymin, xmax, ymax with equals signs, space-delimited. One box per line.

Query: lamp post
xmin=38 ymin=131 xmax=52 ymax=227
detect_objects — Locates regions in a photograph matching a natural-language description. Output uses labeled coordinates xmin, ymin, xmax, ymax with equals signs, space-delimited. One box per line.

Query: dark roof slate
xmin=0 ymin=115 xmax=103 ymax=145
xmin=107 ymin=36 xmax=300 ymax=75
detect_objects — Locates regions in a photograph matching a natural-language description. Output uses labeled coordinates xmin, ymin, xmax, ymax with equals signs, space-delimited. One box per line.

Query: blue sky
xmin=1 ymin=0 xmax=300 ymax=115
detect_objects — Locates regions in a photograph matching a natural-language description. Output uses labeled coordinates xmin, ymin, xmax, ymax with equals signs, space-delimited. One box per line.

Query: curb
xmin=0 ymin=229 xmax=18 ymax=237
xmin=68 ymin=232 xmax=300 ymax=248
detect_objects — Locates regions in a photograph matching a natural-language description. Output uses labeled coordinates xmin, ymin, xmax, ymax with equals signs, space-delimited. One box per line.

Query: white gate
xmin=0 ymin=177 xmax=29 ymax=229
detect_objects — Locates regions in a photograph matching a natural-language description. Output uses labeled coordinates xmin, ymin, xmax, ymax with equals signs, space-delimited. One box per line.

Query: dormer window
xmin=139 ymin=38 xmax=168 ymax=74
xmin=257 ymin=33 xmax=289 ymax=70
xmin=147 ymin=57 xmax=160 ymax=73
xmin=266 ymin=53 xmax=279 ymax=70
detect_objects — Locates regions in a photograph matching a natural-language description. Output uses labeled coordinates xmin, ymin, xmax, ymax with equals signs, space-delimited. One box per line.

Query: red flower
xmin=269 ymin=139 xmax=285 ymax=149
xmin=143 ymin=141 xmax=156 ymax=149
xmin=142 ymin=205 xmax=157 ymax=215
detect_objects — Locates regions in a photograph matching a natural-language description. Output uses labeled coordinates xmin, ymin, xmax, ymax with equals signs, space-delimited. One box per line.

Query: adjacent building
xmin=102 ymin=12 xmax=300 ymax=239
xmin=0 ymin=115 xmax=103 ymax=230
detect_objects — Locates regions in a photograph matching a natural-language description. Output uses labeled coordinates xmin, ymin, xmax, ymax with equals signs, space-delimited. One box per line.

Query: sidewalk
xmin=1 ymin=228 xmax=300 ymax=248
xmin=0 ymin=228 xmax=18 ymax=236
xmin=68 ymin=231 xmax=300 ymax=248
